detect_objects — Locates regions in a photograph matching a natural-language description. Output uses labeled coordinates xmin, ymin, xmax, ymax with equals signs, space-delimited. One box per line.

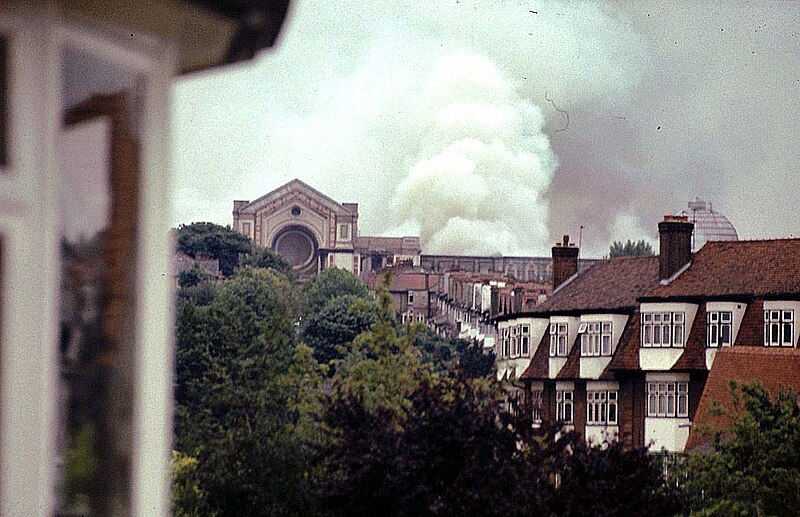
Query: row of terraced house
xmin=485 ymin=215 xmax=800 ymax=453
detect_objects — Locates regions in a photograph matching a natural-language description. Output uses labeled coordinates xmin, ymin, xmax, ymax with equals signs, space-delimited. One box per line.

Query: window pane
xmin=783 ymin=323 xmax=793 ymax=345
xmin=674 ymin=325 xmax=684 ymax=345
xmin=721 ymin=324 xmax=731 ymax=345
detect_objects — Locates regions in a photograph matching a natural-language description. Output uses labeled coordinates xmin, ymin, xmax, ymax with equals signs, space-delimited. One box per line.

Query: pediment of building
xmin=239 ymin=179 xmax=355 ymax=218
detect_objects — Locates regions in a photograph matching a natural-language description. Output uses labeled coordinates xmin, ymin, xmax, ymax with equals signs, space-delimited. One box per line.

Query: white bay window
xmin=646 ymin=381 xmax=688 ymax=417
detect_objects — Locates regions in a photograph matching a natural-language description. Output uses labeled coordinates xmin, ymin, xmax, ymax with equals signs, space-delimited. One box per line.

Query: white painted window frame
xmin=0 ymin=9 xmax=176 ymax=516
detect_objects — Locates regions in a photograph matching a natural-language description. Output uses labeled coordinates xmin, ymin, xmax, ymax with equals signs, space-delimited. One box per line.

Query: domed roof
xmin=676 ymin=197 xmax=738 ymax=251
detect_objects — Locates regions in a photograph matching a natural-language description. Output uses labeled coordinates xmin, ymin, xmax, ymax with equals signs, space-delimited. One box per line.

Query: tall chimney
xmin=658 ymin=215 xmax=693 ymax=281
xmin=552 ymin=235 xmax=579 ymax=291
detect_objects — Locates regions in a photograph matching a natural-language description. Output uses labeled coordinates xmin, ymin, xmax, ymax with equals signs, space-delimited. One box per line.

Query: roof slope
xmin=646 ymin=239 xmax=800 ymax=300
xmin=521 ymin=325 xmax=551 ymax=379
xmin=606 ymin=310 xmax=642 ymax=371
xmin=529 ymin=256 xmax=659 ymax=315
xmin=672 ymin=303 xmax=708 ymax=370
xmin=686 ymin=347 xmax=800 ymax=450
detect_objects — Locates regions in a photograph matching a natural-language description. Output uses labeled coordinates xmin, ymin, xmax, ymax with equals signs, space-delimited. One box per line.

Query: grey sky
xmin=173 ymin=1 xmax=800 ymax=257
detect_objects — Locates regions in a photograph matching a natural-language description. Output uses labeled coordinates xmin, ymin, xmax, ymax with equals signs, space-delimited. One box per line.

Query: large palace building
xmin=232 ymin=179 xmax=593 ymax=281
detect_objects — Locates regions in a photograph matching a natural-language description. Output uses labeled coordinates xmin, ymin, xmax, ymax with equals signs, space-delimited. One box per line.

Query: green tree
xmin=609 ymin=239 xmax=654 ymax=258
xmin=174 ymin=267 xmax=323 ymax=516
xmin=301 ymin=267 xmax=370 ymax=316
xmin=238 ymin=246 xmax=295 ymax=279
xmin=300 ymin=294 xmax=378 ymax=367
xmin=677 ymin=382 xmax=800 ymax=516
xmin=412 ymin=329 xmax=495 ymax=378
xmin=176 ymin=222 xmax=252 ymax=277
xmin=178 ymin=264 xmax=217 ymax=289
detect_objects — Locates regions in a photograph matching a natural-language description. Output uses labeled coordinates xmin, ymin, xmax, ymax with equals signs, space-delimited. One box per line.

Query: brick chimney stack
xmin=552 ymin=235 xmax=579 ymax=291
xmin=658 ymin=215 xmax=694 ymax=281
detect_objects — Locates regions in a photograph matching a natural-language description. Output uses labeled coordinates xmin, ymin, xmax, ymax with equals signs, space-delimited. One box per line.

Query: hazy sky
xmin=173 ymin=1 xmax=800 ymax=257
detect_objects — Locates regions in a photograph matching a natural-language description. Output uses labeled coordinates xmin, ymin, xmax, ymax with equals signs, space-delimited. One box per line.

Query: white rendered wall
xmin=639 ymin=302 xmax=698 ymax=371
xmin=644 ymin=373 xmax=691 ymax=452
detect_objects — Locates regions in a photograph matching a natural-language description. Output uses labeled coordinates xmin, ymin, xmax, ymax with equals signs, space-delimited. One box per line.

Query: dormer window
xmin=764 ymin=310 xmax=794 ymax=347
xmin=707 ymin=311 xmax=732 ymax=347
xmin=581 ymin=322 xmax=612 ymax=356
xmin=549 ymin=323 xmax=569 ymax=356
xmin=641 ymin=312 xmax=685 ymax=348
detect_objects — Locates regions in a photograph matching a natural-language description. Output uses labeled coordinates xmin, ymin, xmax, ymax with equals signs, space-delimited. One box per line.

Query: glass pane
xmin=721 ymin=324 xmax=731 ymax=345
xmin=58 ymin=45 xmax=143 ymax=515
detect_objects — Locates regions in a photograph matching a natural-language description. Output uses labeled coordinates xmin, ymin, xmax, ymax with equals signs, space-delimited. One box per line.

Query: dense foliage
xmin=174 ymin=265 xmax=686 ymax=516
xmin=677 ymin=382 xmax=800 ymax=516
xmin=609 ymin=239 xmax=654 ymax=258
xmin=301 ymin=267 xmax=371 ymax=316
xmin=176 ymin=222 xmax=253 ymax=276
xmin=237 ymin=246 xmax=295 ymax=279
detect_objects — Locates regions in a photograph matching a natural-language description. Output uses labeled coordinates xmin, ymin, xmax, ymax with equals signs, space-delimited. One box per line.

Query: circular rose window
xmin=273 ymin=227 xmax=316 ymax=268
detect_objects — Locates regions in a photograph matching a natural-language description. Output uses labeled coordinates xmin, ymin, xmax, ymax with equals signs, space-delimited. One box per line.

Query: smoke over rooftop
xmin=174 ymin=1 xmax=800 ymax=257
xmin=392 ymin=52 xmax=555 ymax=255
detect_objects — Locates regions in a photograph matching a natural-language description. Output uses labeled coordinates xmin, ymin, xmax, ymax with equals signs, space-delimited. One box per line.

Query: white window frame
xmin=587 ymin=389 xmax=618 ymax=425
xmin=520 ymin=324 xmax=530 ymax=356
xmin=556 ymin=389 xmax=574 ymax=423
xmin=707 ymin=310 xmax=732 ymax=347
xmin=581 ymin=321 xmax=612 ymax=357
xmin=550 ymin=323 xmax=569 ymax=357
xmin=764 ymin=309 xmax=794 ymax=347
xmin=646 ymin=381 xmax=689 ymax=417
xmin=641 ymin=312 xmax=685 ymax=348
xmin=0 ymin=15 xmax=176 ymax=516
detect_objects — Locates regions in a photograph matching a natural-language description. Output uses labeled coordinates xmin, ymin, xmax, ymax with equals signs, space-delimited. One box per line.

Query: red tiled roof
xmin=672 ymin=303 xmax=708 ymax=370
xmin=556 ymin=337 xmax=581 ymax=379
xmin=521 ymin=325 xmax=550 ymax=380
xmin=686 ymin=347 xmax=800 ymax=450
xmin=733 ymin=299 xmax=764 ymax=347
xmin=646 ymin=239 xmax=800 ymax=300
xmin=606 ymin=310 xmax=642 ymax=371
xmin=529 ymin=256 xmax=659 ymax=315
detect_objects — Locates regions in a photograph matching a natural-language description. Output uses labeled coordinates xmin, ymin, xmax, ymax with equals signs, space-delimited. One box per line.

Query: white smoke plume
xmin=174 ymin=1 xmax=693 ymax=256
xmin=392 ymin=52 xmax=555 ymax=255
